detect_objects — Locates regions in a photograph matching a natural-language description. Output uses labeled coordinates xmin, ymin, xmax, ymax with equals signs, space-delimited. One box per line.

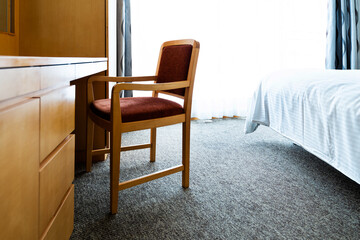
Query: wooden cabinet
xmin=0 ymin=99 xmax=40 ymax=240
xmin=0 ymin=57 xmax=107 ymax=239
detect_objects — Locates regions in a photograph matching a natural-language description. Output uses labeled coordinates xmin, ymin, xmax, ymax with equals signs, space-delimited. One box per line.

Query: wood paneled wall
xmin=19 ymin=0 xmax=106 ymax=57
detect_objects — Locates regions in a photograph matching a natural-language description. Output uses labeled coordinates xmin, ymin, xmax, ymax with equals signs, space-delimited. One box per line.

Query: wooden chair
xmin=86 ymin=39 xmax=200 ymax=214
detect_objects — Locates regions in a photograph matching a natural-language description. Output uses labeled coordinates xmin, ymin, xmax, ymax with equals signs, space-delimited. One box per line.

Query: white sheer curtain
xmin=131 ymin=0 xmax=327 ymax=119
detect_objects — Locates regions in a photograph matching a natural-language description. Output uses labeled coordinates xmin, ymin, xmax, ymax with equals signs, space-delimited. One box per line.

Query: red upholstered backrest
xmin=156 ymin=44 xmax=193 ymax=96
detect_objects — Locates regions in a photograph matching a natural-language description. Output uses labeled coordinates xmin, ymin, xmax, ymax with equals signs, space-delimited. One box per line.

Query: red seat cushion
xmin=90 ymin=97 xmax=184 ymax=122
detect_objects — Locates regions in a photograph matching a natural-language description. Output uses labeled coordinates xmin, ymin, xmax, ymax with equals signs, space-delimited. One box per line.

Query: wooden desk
xmin=0 ymin=56 xmax=107 ymax=240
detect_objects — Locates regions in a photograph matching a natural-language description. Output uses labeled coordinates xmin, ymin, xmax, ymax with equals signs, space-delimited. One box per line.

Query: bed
xmin=244 ymin=69 xmax=360 ymax=184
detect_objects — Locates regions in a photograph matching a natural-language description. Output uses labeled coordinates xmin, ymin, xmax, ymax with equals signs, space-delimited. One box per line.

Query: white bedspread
xmin=245 ymin=69 xmax=360 ymax=184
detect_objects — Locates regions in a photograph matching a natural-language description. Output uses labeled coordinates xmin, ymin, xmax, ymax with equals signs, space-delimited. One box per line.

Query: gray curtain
xmin=325 ymin=0 xmax=360 ymax=69
xmin=117 ymin=0 xmax=133 ymax=97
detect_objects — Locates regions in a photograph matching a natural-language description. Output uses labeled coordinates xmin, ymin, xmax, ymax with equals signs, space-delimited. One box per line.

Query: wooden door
xmin=0 ymin=99 xmax=40 ymax=239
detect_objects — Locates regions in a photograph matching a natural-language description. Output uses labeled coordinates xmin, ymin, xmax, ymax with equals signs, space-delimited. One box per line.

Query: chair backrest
xmin=155 ymin=39 xmax=200 ymax=98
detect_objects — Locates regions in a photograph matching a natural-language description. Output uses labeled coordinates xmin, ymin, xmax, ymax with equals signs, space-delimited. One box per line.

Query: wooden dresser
xmin=0 ymin=56 xmax=107 ymax=239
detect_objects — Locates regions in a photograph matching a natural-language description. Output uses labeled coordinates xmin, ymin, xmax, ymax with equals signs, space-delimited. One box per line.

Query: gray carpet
xmin=71 ymin=119 xmax=360 ymax=240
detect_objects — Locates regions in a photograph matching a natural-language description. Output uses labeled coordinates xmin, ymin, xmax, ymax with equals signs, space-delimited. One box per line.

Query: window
xmin=132 ymin=0 xmax=328 ymax=119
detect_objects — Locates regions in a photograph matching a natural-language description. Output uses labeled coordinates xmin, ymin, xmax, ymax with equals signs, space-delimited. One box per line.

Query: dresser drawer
xmin=42 ymin=185 xmax=74 ymax=240
xmin=39 ymin=86 xmax=75 ymax=161
xmin=75 ymin=61 xmax=107 ymax=79
xmin=39 ymin=134 xmax=75 ymax=235
xmin=41 ymin=64 xmax=76 ymax=89
xmin=0 ymin=67 xmax=41 ymax=101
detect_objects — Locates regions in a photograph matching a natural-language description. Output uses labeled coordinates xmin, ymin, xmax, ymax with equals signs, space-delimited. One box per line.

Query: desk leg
xmin=73 ymin=74 xmax=108 ymax=164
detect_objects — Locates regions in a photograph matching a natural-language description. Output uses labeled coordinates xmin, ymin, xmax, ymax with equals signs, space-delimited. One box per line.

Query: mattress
xmin=245 ymin=69 xmax=360 ymax=184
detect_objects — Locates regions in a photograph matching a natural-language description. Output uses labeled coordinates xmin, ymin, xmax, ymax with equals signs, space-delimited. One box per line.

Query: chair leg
xmin=110 ymin=131 xmax=121 ymax=214
xmin=150 ymin=128 xmax=156 ymax=162
xmin=86 ymin=117 xmax=94 ymax=172
xmin=182 ymin=121 xmax=190 ymax=188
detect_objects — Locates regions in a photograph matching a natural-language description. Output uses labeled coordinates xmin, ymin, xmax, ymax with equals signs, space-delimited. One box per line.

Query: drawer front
xmin=40 ymin=86 xmax=75 ymax=161
xmin=39 ymin=134 xmax=75 ymax=235
xmin=41 ymin=64 xmax=76 ymax=90
xmin=42 ymin=185 xmax=74 ymax=240
xmin=0 ymin=67 xmax=41 ymax=101
xmin=75 ymin=61 xmax=107 ymax=79
xmin=0 ymin=99 xmax=39 ymax=240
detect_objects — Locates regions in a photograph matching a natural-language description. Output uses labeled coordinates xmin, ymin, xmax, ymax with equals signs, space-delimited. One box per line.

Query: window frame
xmin=0 ymin=0 xmax=15 ymax=36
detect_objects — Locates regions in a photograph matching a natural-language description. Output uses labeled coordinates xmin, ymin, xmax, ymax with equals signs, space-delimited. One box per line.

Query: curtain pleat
xmin=117 ymin=0 xmax=133 ymax=97
xmin=326 ymin=0 xmax=360 ymax=69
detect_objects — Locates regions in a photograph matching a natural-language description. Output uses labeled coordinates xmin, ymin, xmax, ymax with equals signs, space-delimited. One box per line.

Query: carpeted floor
xmin=71 ymin=119 xmax=360 ymax=240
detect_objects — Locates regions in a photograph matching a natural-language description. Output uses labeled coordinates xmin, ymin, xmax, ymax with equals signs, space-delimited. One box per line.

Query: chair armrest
xmin=111 ymin=81 xmax=190 ymax=95
xmin=88 ymin=75 xmax=157 ymax=83
xmin=87 ymin=76 xmax=159 ymax=107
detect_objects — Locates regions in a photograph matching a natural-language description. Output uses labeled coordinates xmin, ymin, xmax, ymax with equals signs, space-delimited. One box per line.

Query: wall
xmin=19 ymin=0 xmax=106 ymax=57
xmin=0 ymin=0 xmax=108 ymax=57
